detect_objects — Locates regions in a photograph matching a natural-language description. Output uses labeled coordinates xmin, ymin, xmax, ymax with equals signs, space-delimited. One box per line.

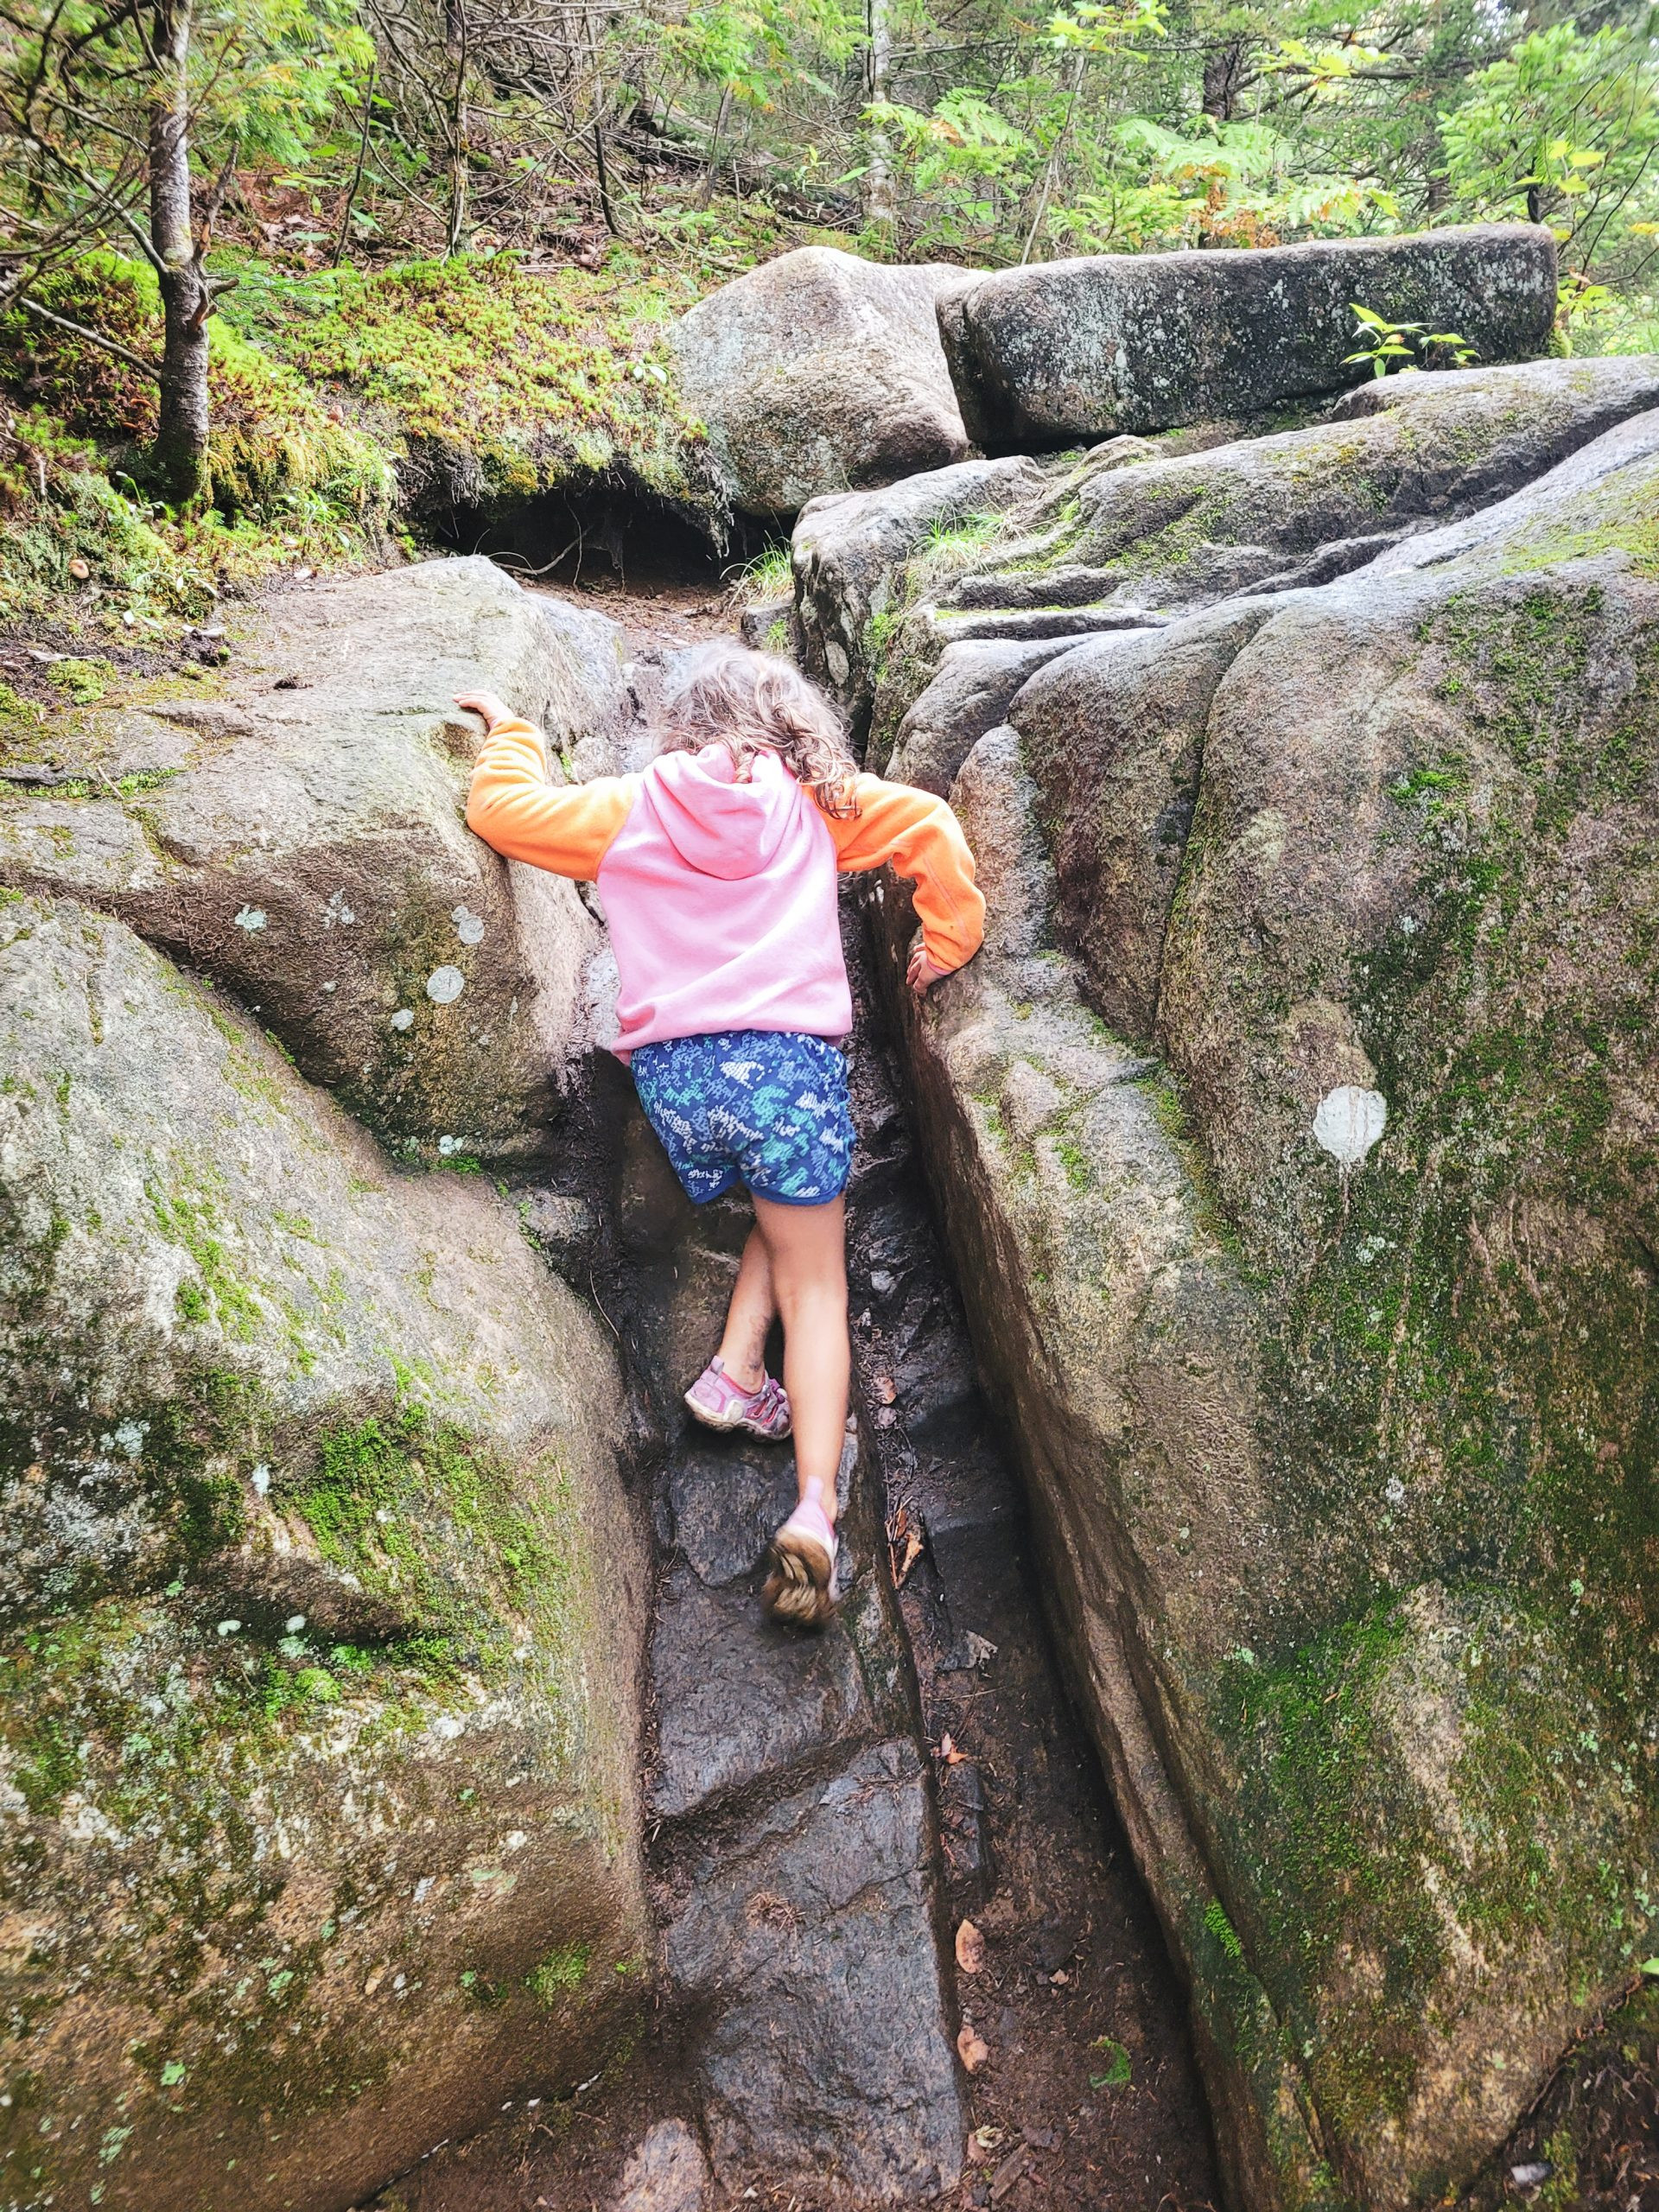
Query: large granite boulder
xmin=939 ymin=224 xmax=1558 ymax=449
xmin=672 ymin=247 xmax=980 ymax=518
xmin=835 ymin=374 xmax=1659 ymax=2209
xmin=0 ymin=559 xmax=626 ymax=1163
xmin=791 ymin=454 xmax=1046 ymax=734
xmin=823 ymin=357 xmax=1659 ymax=779
xmin=0 ymin=895 xmax=648 ymax=2212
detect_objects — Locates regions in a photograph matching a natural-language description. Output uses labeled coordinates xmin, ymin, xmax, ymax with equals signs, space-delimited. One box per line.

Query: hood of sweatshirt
xmin=645 ymin=742 xmax=800 ymax=880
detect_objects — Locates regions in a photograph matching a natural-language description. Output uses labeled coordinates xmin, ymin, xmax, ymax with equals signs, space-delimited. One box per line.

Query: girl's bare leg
xmin=752 ymin=1192 xmax=848 ymax=1528
xmin=715 ymin=1224 xmax=775 ymax=1391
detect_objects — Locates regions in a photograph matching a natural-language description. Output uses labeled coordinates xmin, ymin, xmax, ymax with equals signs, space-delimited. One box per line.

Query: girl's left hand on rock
xmin=907 ymin=949 xmax=950 ymax=995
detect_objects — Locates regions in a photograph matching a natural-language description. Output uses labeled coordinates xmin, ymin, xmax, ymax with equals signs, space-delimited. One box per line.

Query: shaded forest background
xmin=1 ymin=0 xmax=1658 ymax=651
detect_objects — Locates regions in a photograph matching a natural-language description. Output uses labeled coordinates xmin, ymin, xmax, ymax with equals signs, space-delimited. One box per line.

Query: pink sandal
xmin=683 ymin=1357 xmax=792 ymax=1441
xmin=763 ymin=1497 xmax=838 ymax=1629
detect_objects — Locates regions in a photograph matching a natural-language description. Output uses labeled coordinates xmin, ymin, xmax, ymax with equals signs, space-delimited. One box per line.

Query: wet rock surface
xmin=648 ymin=1562 xmax=870 ymax=1820
xmin=939 ymin=224 xmax=1557 ymax=448
xmin=666 ymin=1738 xmax=960 ymax=2196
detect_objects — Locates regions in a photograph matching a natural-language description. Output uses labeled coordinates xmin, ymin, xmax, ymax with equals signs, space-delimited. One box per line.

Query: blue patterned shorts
xmin=631 ymin=1029 xmax=854 ymax=1207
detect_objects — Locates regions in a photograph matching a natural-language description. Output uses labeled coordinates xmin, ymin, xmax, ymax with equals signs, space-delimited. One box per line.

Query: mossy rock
xmin=862 ymin=405 xmax=1659 ymax=2209
xmin=0 ymin=895 xmax=648 ymax=2211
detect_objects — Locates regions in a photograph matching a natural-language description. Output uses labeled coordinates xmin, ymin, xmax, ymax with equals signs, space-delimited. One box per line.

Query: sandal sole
xmin=683 ymin=1389 xmax=792 ymax=1442
xmin=762 ymin=1529 xmax=836 ymax=1630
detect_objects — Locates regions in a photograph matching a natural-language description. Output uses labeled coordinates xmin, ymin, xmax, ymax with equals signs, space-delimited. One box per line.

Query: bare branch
xmin=20 ymin=289 xmax=162 ymax=375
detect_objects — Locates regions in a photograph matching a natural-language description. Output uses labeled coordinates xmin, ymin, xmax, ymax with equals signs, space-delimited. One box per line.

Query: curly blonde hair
xmin=658 ymin=643 xmax=861 ymax=819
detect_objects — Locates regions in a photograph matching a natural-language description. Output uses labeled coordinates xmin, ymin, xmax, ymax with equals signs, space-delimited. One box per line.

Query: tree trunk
xmin=1202 ymin=38 xmax=1245 ymax=122
xmin=148 ymin=0 xmax=210 ymax=505
xmin=444 ymin=0 xmax=471 ymax=251
xmin=861 ymin=0 xmax=896 ymax=238
xmin=695 ymin=83 xmax=734 ymax=210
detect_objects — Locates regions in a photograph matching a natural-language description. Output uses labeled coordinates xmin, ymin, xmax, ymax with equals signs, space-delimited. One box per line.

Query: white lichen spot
xmin=437 ymin=1135 xmax=460 ymax=1156
xmin=111 ymin=1420 xmax=147 ymax=1459
xmin=1313 ymin=1084 xmax=1388 ymax=1168
xmin=431 ymin=1714 xmax=465 ymax=1740
xmin=390 ymin=1007 xmax=415 ymax=1032
xmin=426 ymin=966 xmax=465 ymax=1007
xmin=324 ymin=890 xmax=356 ymax=928
xmin=413 ymin=1877 xmax=433 ymax=1904
xmin=285 ymin=1614 xmax=307 ymax=1634
xmin=216 ymin=1619 xmax=241 ymax=1637
xmin=232 ymin=906 xmax=267 ymax=934
xmin=251 ymin=1463 xmax=271 ymax=1498
xmin=451 ymin=904 xmax=486 ymax=947
xmin=1385 ymin=1475 xmax=1407 ymax=1505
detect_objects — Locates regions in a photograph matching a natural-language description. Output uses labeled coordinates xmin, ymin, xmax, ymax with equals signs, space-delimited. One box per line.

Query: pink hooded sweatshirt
xmin=465 ymin=720 xmax=985 ymax=1058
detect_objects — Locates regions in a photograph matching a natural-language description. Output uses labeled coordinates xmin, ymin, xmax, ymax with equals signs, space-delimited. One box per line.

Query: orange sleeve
xmin=464 ymin=716 xmax=635 ymax=881
xmin=825 ymin=773 xmax=985 ymax=972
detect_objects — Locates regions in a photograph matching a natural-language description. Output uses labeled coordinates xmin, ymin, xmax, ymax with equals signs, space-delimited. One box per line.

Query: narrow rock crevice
xmin=368 ymin=600 xmax=1224 ymax=2212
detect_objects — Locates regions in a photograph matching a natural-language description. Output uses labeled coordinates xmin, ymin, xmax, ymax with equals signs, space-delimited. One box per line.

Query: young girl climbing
xmin=458 ymin=644 xmax=983 ymax=1628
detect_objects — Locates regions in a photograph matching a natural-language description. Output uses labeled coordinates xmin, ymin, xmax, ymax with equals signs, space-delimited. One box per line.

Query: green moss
xmin=146 ymin=1176 xmax=264 ymax=1341
xmin=215 ymin=251 xmax=711 ymax=521
xmin=1204 ymin=1898 xmax=1244 ymax=1960
xmin=45 ymin=657 xmax=112 ymax=703
xmin=524 ymin=1942 xmax=591 ymax=2005
xmin=0 ymin=257 xmax=392 ymax=637
xmin=1136 ymin=1066 xmax=1243 ymax=1261
xmin=1497 ymin=477 xmax=1659 ymax=582
xmin=1055 ymin=1137 xmax=1091 ymax=1189
xmin=1211 ymin=1605 xmax=1446 ymax=2137
xmin=292 ymin=1399 xmax=577 ymax=1689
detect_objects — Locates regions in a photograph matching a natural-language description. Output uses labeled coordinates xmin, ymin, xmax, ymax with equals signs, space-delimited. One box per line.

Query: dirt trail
xmin=366 ymin=584 xmax=1220 ymax=2212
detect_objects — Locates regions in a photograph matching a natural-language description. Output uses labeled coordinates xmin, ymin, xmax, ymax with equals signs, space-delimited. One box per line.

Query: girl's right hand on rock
xmin=455 ymin=690 xmax=510 ymax=730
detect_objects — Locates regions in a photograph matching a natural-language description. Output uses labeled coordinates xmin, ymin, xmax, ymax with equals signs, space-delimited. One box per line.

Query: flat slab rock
xmin=665 ymin=1738 xmax=964 ymax=2199
xmin=650 ymin=1564 xmax=869 ymax=1820
xmin=939 ymin=221 xmax=1558 ymax=446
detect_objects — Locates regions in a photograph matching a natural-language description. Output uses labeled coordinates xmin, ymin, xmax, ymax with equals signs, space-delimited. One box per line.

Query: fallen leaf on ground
xmin=938 ymin=1732 xmax=967 ymax=1765
xmin=957 ymin=2022 xmax=989 ymax=2072
xmin=887 ymin=1504 xmax=925 ymax=1584
xmin=874 ymin=1372 xmax=897 ymax=1403
xmin=955 ymin=1918 xmax=986 ymax=1974
xmin=989 ymin=2147 xmax=1029 ymax=2202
